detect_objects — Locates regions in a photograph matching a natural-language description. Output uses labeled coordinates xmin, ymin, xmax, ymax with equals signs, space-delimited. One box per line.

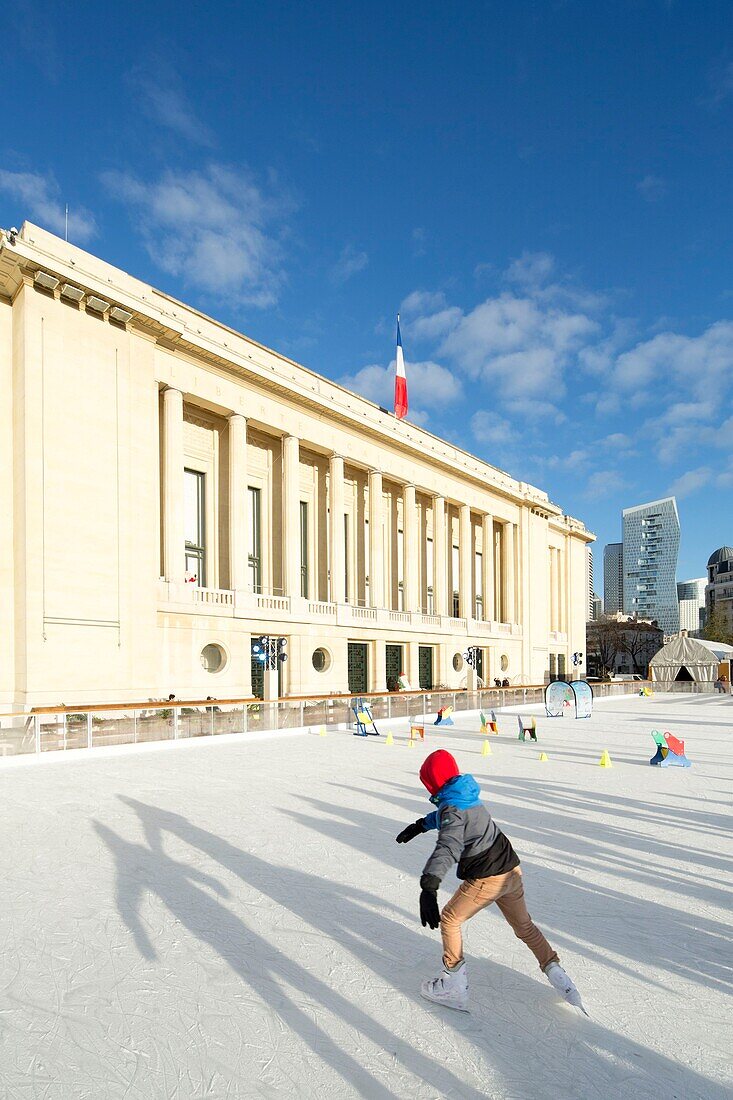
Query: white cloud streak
xmin=129 ymin=67 xmax=216 ymax=147
xmin=102 ymin=164 xmax=294 ymax=307
xmin=0 ymin=168 xmax=97 ymax=243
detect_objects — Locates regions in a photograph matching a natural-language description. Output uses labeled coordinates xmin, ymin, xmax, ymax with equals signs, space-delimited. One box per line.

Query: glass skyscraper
xmin=622 ymin=498 xmax=680 ymax=634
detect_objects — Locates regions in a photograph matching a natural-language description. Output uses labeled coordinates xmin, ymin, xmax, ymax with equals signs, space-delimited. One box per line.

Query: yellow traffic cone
xmin=481 ymin=739 xmax=491 ymax=756
xmin=539 ymin=751 xmax=549 ymax=762
xmin=385 ymin=732 xmax=394 ymax=746
xmin=318 ymin=725 xmax=327 ymax=737
xmin=599 ymin=749 xmax=612 ymax=768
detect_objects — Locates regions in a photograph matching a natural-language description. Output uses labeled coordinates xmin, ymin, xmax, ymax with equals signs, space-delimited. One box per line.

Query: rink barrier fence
xmin=0 ymin=680 xmax=663 ymax=759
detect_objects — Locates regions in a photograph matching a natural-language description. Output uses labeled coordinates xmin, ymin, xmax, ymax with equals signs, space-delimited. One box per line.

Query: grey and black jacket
xmin=419 ymin=773 xmax=519 ymax=888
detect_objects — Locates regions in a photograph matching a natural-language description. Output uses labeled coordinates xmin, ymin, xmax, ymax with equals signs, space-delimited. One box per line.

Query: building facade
xmin=705 ymin=547 xmax=733 ymax=637
xmin=0 ymin=224 xmax=593 ymax=711
xmin=622 ymin=498 xmax=680 ymax=635
xmin=677 ymin=578 xmax=706 ymax=636
xmin=603 ymin=542 xmax=624 ymax=614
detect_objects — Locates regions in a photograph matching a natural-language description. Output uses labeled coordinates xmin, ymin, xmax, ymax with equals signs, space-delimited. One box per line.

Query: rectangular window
xmin=475 ymin=550 xmax=483 ymax=619
xmin=184 ymin=468 xmax=206 ymax=586
xmin=248 ymin=486 xmax=262 ymax=593
xmin=426 ymin=536 xmax=434 ymax=613
xmin=300 ymin=500 xmax=309 ymax=598
xmin=452 ymin=543 xmax=460 ymax=617
xmin=344 ymin=513 xmax=350 ymax=603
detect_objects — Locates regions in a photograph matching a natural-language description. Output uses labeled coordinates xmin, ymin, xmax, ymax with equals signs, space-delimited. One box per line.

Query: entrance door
xmin=418 ymin=646 xmax=434 ymax=690
xmin=386 ymin=644 xmax=403 ymax=691
xmin=251 ymin=640 xmax=264 ymax=700
xmin=348 ymin=643 xmax=369 ymax=694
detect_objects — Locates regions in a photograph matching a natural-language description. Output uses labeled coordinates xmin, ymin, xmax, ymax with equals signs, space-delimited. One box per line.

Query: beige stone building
xmin=0 ymin=223 xmax=593 ymax=711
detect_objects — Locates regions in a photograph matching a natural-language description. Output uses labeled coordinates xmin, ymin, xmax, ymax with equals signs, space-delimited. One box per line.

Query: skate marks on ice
xmin=90 ymin=795 xmax=729 ymax=1100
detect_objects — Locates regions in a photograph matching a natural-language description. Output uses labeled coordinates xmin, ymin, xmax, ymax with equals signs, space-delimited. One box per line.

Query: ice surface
xmin=1 ymin=693 xmax=731 ymax=1099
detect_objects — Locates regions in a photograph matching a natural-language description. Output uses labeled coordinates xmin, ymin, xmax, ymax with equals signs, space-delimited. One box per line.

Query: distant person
xmin=395 ymin=750 xmax=585 ymax=1014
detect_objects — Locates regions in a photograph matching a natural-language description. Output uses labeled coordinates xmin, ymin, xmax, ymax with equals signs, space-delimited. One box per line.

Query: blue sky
xmin=2 ymin=1 xmax=732 ymax=588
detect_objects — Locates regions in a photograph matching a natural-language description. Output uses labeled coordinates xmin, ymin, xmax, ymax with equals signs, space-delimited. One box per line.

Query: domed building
xmin=705 ymin=546 xmax=733 ymax=637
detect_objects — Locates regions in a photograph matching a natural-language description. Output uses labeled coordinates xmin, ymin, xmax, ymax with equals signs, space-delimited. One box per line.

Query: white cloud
xmin=129 ymin=66 xmax=215 ymax=147
xmin=102 ymin=164 xmax=293 ymax=307
xmin=613 ymin=322 xmax=733 ymax=397
xmin=667 ymin=467 xmax=712 ymax=499
xmin=470 ymin=411 xmax=514 ymax=445
xmin=400 ymin=289 xmax=447 ymax=317
xmin=330 ymin=244 xmax=368 ymax=284
xmin=339 ymin=359 xmax=462 ymax=409
xmin=636 ymin=175 xmax=667 ymax=202
xmin=0 ymin=168 xmax=97 ymax=243
xmin=504 ymin=250 xmax=555 ymax=289
xmin=409 ymin=308 xmax=462 ymax=342
xmin=583 ymin=469 xmax=624 ymax=498
xmin=438 ymin=293 xmax=598 ymax=398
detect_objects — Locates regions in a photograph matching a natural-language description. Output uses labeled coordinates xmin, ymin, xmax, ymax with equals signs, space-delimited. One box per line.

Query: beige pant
xmin=440 ymin=867 xmax=559 ymax=971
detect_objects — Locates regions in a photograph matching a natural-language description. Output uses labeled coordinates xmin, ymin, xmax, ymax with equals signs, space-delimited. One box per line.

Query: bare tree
xmin=621 ymin=620 xmax=663 ymax=675
xmin=586 ymin=619 xmax=624 ymax=676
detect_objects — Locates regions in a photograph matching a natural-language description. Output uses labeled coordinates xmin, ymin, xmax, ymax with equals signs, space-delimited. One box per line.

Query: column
xmin=403 ymin=484 xmax=418 ymax=612
xmin=282 ymin=435 xmax=300 ymax=597
xmin=504 ymin=521 xmax=516 ymax=624
xmin=482 ymin=514 xmax=495 ymax=622
xmin=368 ymin=470 xmax=384 ymax=608
xmin=329 ymin=454 xmax=345 ymax=603
xmin=550 ymin=547 xmax=557 ymax=631
xmin=163 ymin=387 xmax=184 ymax=582
xmin=459 ymin=504 xmax=472 ymax=619
xmin=228 ymin=414 xmax=248 ymax=591
xmin=433 ymin=496 xmax=448 ymax=616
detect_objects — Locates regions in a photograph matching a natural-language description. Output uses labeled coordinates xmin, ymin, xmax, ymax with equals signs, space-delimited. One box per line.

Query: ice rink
xmin=1 ymin=692 xmax=731 ymax=1099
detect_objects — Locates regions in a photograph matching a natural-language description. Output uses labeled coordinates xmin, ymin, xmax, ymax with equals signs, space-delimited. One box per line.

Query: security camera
xmin=8 ymin=227 xmax=18 ymax=245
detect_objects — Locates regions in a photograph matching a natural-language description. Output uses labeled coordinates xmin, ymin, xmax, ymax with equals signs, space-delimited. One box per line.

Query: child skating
xmin=396 ymin=749 xmax=586 ymax=1014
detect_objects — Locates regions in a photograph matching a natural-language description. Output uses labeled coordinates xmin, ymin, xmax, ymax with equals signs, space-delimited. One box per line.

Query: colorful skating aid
xmin=599 ymin=749 xmax=612 ymax=768
xmin=649 ymin=729 xmax=691 ymax=767
xmin=517 ymin=715 xmax=538 ymax=742
xmin=434 ymin=706 xmax=454 ymax=726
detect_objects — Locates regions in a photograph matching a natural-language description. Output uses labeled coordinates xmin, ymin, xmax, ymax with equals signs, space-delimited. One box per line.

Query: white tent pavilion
xmin=649 ymin=635 xmax=733 ymax=684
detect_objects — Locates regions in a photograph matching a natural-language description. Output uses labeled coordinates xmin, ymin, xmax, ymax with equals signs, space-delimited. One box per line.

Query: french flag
xmin=394 ymin=315 xmax=408 ymax=420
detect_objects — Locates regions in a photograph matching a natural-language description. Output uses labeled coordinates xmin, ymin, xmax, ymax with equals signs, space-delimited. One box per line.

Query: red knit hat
xmin=419 ymin=749 xmax=460 ymax=796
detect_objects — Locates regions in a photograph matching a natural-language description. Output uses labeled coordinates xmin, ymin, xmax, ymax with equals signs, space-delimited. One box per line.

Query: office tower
xmin=623 ymin=498 xmax=680 ymax=634
xmin=603 ymin=542 xmax=624 ymax=614
xmin=677 ymin=578 xmax=706 ymax=635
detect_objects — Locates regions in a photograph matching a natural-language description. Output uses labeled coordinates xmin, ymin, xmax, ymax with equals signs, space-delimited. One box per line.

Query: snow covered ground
xmin=1 ymin=692 xmax=731 ymax=1099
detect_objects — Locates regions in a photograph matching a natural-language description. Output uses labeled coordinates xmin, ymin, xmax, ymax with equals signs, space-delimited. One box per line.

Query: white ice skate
xmin=543 ymin=961 xmax=588 ymax=1016
xmin=420 ymin=964 xmax=469 ymax=1012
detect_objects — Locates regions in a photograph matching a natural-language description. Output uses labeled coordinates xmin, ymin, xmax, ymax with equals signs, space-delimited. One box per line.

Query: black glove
xmin=419 ymin=874 xmax=441 ymax=929
xmin=395 ymin=818 xmax=427 ymax=844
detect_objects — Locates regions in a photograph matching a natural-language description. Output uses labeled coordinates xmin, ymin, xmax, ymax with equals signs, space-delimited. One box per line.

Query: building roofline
xmin=622 ymin=496 xmax=679 ymax=519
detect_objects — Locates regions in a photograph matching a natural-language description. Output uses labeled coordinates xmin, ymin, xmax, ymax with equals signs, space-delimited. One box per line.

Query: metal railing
xmin=0 ymin=679 xmax=653 ymax=760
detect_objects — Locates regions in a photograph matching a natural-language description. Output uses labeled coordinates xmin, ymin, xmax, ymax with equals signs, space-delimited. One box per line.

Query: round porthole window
xmin=453 ymin=652 xmax=464 ymax=672
xmin=500 ymin=654 xmax=509 ymax=672
xmin=312 ymin=647 xmax=332 ymax=673
xmin=201 ymin=643 xmax=226 ymax=673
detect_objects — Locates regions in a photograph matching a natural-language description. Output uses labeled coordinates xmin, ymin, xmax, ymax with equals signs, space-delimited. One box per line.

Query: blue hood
xmin=434 ymin=773 xmax=482 ymax=809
